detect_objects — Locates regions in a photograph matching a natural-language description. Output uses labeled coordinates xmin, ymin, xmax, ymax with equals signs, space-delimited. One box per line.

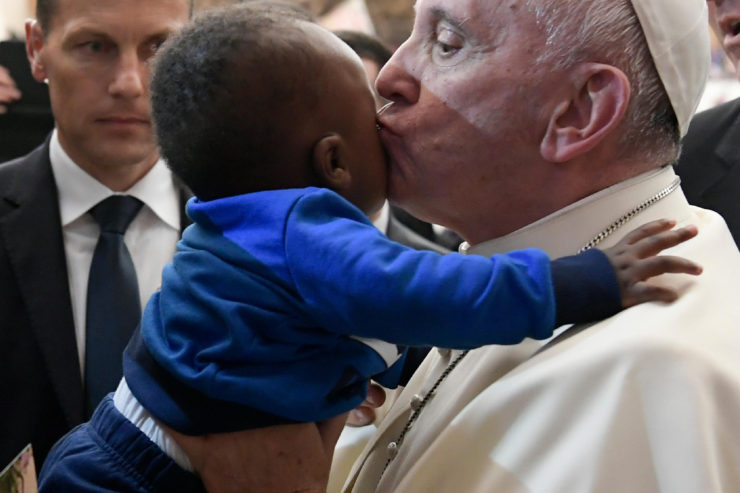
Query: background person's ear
xmin=312 ymin=134 xmax=352 ymax=192
xmin=25 ymin=20 xmax=48 ymax=83
xmin=540 ymin=63 xmax=630 ymax=163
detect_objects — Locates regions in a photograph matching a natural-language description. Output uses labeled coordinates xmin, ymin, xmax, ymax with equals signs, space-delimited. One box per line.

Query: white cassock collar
xmin=462 ymin=166 xmax=690 ymax=259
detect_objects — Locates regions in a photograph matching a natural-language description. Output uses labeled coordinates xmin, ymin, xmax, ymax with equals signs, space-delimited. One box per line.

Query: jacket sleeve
xmin=284 ymin=190 xmax=620 ymax=348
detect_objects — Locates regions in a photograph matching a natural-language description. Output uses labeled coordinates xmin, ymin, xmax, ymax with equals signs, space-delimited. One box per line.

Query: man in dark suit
xmin=676 ymin=0 xmax=740 ymax=247
xmin=0 ymin=0 xmax=192 ymax=469
xmin=678 ymin=98 xmax=740 ymax=247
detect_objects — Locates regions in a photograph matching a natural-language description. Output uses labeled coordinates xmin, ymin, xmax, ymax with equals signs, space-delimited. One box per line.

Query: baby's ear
xmin=312 ymin=134 xmax=352 ymax=191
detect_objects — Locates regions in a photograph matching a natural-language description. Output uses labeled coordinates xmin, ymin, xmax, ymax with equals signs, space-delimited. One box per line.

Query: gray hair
xmin=524 ymin=0 xmax=680 ymax=165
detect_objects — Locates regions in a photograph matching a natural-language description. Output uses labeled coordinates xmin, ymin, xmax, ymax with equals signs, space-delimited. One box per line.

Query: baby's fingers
xmin=618 ymin=219 xmax=677 ymax=246
xmin=626 ymin=225 xmax=699 ymax=259
xmin=623 ymin=283 xmax=679 ymax=307
xmin=628 ymin=254 xmax=703 ymax=281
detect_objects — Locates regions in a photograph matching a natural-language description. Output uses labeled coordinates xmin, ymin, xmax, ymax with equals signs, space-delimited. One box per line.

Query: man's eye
xmin=432 ymin=26 xmax=464 ymax=65
xmin=143 ymin=38 xmax=167 ymax=60
xmin=150 ymin=37 xmax=167 ymax=54
xmin=438 ymin=41 xmax=456 ymax=55
xmin=80 ymin=40 xmax=107 ymax=54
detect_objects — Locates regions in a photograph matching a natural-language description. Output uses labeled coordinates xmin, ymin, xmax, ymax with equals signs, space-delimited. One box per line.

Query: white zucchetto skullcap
xmin=630 ymin=0 xmax=710 ymax=137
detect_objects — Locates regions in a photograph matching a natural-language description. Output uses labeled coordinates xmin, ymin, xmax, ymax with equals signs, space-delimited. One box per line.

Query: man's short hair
xmin=35 ymin=0 xmax=195 ymax=32
xmin=236 ymin=0 xmax=315 ymax=21
xmin=150 ymin=3 xmax=319 ymax=200
xmin=525 ymin=0 xmax=680 ymax=165
xmin=334 ymin=30 xmax=392 ymax=69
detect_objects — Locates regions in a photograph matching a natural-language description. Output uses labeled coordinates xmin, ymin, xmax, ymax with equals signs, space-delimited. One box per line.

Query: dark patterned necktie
xmin=84 ymin=195 xmax=143 ymax=417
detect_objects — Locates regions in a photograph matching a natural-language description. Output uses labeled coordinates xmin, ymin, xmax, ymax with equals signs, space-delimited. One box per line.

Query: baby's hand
xmin=602 ymin=219 xmax=702 ymax=307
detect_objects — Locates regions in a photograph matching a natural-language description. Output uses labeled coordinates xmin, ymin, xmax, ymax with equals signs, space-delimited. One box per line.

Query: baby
xmin=131 ymin=1 xmax=701 ymax=431
xmin=39 ymin=3 xmax=700 ymax=490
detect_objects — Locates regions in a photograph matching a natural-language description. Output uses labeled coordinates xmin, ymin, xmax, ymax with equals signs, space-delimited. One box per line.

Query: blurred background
xmin=703 ymin=23 xmax=740 ymax=110
xmin=0 ymin=0 xmax=415 ymax=48
xmin=0 ymin=0 xmax=422 ymax=163
xmin=0 ymin=0 xmax=33 ymax=40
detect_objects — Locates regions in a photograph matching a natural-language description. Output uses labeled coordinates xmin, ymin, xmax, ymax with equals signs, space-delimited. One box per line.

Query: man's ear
xmin=540 ymin=63 xmax=630 ymax=163
xmin=25 ymin=19 xmax=47 ymax=83
xmin=311 ymin=134 xmax=352 ymax=191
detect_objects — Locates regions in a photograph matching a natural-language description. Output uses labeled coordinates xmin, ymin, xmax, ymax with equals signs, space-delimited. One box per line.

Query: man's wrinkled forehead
xmin=46 ymin=0 xmax=192 ymax=28
xmin=413 ymin=0 xmax=530 ymax=43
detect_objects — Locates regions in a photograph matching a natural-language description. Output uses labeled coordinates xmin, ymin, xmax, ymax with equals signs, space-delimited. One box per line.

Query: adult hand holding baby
xmin=165 ymin=413 xmax=349 ymax=493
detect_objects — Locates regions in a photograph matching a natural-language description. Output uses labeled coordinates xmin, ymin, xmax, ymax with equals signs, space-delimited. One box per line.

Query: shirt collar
xmin=372 ymin=201 xmax=391 ymax=234
xmin=464 ymin=166 xmax=689 ymax=259
xmin=49 ymin=129 xmax=180 ymax=230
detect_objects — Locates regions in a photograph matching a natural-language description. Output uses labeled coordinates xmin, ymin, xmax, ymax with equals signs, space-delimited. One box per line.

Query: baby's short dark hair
xmin=151 ymin=2 xmax=321 ymax=200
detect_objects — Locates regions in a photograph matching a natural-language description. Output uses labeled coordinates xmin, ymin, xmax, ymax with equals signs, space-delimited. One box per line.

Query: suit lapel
xmin=695 ymin=101 xmax=740 ymax=201
xmin=174 ymin=174 xmax=193 ymax=233
xmin=386 ymin=214 xmax=448 ymax=254
xmin=0 ymin=143 xmax=84 ymax=426
xmin=713 ymin=104 xmax=740 ymax=175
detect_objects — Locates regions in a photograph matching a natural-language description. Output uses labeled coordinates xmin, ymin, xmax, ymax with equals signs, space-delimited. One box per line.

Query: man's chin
xmin=385 ymin=179 xmax=409 ymax=208
xmin=387 ymin=186 xmax=430 ymax=223
xmin=88 ymin=145 xmax=160 ymax=171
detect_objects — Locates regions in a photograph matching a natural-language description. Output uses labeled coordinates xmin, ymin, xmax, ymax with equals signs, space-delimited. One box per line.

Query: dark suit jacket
xmin=386 ymin=212 xmax=448 ymax=254
xmin=676 ymin=97 xmax=740 ymax=248
xmin=0 ymin=139 xmax=191 ymax=469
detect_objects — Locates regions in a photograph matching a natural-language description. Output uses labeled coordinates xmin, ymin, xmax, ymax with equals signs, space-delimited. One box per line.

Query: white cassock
xmin=330 ymin=165 xmax=740 ymax=493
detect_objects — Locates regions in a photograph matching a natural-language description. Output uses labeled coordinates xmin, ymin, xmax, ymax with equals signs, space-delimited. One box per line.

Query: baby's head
xmin=151 ymin=3 xmax=388 ymax=214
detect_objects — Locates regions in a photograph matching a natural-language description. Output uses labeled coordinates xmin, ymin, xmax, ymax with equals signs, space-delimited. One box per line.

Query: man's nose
xmin=109 ymin=51 xmax=146 ymax=98
xmin=376 ymin=44 xmax=420 ymax=105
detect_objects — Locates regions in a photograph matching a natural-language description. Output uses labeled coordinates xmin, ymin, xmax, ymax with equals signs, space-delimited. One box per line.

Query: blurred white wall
xmin=318 ymin=0 xmax=375 ymax=34
xmin=1 ymin=0 xmax=32 ymax=39
xmin=698 ymin=78 xmax=740 ymax=112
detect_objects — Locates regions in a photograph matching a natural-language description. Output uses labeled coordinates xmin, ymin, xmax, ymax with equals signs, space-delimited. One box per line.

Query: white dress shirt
xmin=49 ymin=130 xmax=181 ymax=376
xmin=371 ymin=201 xmax=391 ymax=234
xmin=114 ymin=379 xmax=193 ymax=471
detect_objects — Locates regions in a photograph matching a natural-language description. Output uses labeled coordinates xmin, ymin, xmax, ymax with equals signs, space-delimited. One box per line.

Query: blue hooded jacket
xmin=124 ymin=187 xmax=618 ymax=433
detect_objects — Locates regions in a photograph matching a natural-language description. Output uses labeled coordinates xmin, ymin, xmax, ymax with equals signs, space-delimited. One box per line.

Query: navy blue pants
xmin=39 ymin=395 xmax=205 ymax=492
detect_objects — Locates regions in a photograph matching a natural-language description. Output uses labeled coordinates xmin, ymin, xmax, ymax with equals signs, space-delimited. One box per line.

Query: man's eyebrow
xmin=145 ymin=27 xmax=179 ymax=40
xmin=64 ymin=25 xmax=111 ymax=38
xmin=64 ymin=23 xmax=180 ymax=41
xmin=429 ymin=7 xmax=471 ymax=31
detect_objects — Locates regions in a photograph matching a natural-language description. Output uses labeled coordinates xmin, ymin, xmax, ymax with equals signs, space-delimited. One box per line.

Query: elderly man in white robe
xmin=328 ymin=0 xmax=740 ymax=491
xmin=164 ymin=0 xmax=740 ymax=492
